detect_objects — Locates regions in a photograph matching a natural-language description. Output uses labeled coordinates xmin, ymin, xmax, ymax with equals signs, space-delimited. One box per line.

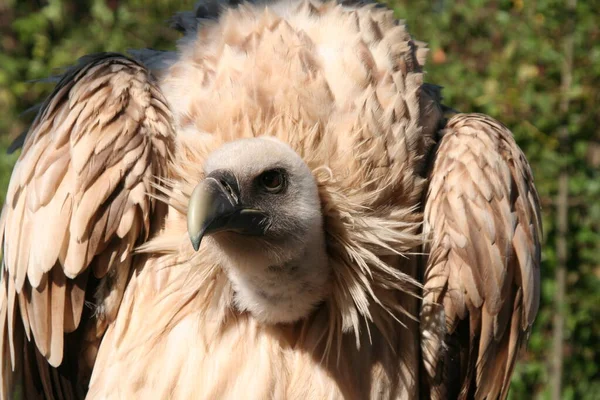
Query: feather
xmin=6 ymin=277 xmax=16 ymax=367
xmin=48 ymin=267 xmax=66 ymax=367
xmin=17 ymin=292 xmax=31 ymax=341
xmin=63 ymin=269 xmax=89 ymax=334
xmin=30 ymin=275 xmax=50 ymax=358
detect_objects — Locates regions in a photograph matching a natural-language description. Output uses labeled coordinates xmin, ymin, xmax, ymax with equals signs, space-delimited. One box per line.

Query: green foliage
xmin=0 ymin=0 xmax=598 ymax=398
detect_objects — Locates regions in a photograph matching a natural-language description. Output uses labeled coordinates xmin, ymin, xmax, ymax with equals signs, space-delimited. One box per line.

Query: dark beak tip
xmin=190 ymin=233 xmax=202 ymax=252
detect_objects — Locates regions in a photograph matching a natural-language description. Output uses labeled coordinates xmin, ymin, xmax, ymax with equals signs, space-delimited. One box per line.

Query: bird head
xmin=186 ymin=137 xmax=330 ymax=324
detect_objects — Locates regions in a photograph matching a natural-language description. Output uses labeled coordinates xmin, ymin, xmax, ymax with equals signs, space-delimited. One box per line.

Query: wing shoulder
xmin=421 ymin=113 xmax=542 ymax=399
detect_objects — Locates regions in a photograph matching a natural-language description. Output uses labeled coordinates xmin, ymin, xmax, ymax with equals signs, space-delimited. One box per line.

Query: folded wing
xmin=420 ymin=113 xmax=542 ymax=399
xmin=0 ymin=53 xmax=174 ymax=398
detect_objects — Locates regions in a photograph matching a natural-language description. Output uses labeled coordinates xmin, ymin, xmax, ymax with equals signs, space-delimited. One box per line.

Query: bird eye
xmin=259 ymin=169 xmax=285 ymax=193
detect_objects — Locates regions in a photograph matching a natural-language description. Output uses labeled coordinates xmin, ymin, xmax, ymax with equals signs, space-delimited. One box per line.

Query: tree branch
xmin=551 ymin=0 xmax=576 ymax=399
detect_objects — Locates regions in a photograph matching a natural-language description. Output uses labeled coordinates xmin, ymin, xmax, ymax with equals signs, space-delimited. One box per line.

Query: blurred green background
xmin=0 ymin=0 xmax=598 ymax=398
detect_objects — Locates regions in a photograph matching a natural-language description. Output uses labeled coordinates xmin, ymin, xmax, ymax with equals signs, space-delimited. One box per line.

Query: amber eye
xmin=259 ymin=169 xmax=285 ymax=193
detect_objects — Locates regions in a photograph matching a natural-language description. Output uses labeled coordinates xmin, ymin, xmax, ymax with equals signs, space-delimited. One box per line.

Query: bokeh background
xmin=0 ymin=0 xmax=598 ymax=398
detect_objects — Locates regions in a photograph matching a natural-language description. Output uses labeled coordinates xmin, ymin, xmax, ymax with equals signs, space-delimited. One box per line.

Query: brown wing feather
xmin=0 ymin=53 xmax=174 ymax=399
xmin=420 ymin=113 xmax=542 ymax=400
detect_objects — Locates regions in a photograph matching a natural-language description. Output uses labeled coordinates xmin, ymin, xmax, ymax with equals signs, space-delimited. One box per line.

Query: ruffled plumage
xmin=0 ymin=1 xmax=541 ymax=399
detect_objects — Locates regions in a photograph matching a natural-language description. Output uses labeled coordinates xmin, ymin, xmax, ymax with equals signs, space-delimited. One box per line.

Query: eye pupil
xmin=260 ymin=170 xmax=284 ymax=192
xmin=262 ymin=172 xmax=280 ymax=188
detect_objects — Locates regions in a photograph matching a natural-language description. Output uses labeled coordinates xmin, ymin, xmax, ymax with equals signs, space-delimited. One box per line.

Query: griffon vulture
xmin=0 ymin=0 xmax=542 ymax=398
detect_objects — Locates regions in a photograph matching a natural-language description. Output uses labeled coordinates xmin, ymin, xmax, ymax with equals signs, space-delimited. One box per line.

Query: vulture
xmin=0 ymin=0 xmax=542 ymax=399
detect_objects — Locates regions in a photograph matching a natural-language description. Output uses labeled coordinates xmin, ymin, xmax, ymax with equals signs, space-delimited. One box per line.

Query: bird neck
xmin=219 ymin=234 xmax=330 ymax=325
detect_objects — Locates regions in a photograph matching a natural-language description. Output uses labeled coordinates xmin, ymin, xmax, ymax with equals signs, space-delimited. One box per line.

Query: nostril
xmin=221 ymin=180 xmax=234 ymax=197
xmin=208 ymin=170 xmax=239 ymax=203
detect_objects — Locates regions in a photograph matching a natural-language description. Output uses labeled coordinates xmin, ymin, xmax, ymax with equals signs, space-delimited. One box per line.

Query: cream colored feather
xmin=0 ymin=1 xmax=541 ymax=399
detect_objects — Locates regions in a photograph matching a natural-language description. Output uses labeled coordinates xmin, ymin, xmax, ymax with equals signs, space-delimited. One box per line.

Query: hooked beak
xmin=187 ymin=172 xmax=271 ymax=251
